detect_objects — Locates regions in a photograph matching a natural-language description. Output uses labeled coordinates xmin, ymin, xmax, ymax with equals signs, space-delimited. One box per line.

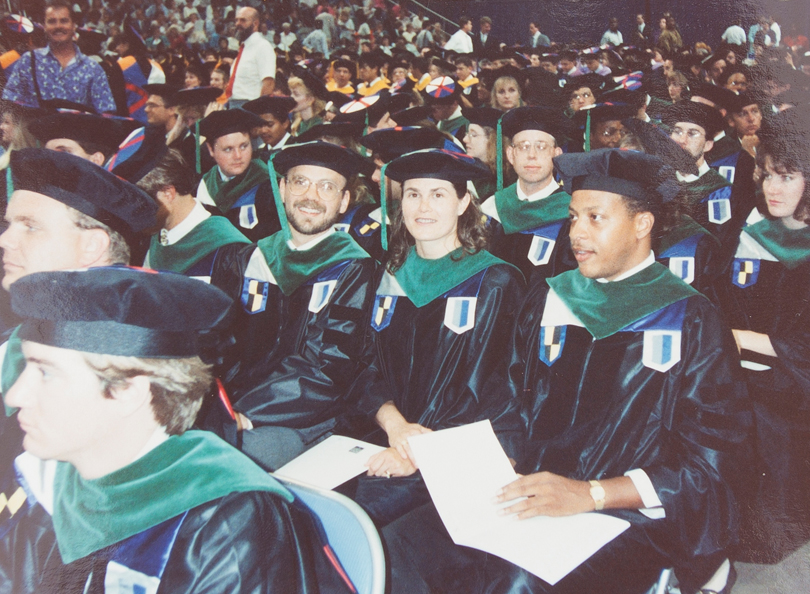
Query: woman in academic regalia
xmin=461 ymin=107 xmax=502 ymax=201
xmin=349 ymin=149 xmax=525 ymax=527
xmin=713 ymin=108 xmax=810 ymax=563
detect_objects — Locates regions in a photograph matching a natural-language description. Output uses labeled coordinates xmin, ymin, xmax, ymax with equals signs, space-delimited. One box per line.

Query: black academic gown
xmin=510 ymin=285 xmax=751 ymax=592
xmin=201 ymin=179 xmax=281 ymax=244
xmin=0 ymin=490 xmax=350 ymax=594
xmin=350 ymin=262 xmax=526 ymax=525
xmin=205 ymin=244 xmax=378 ymax=468
xmin=712 ymin=235 xmax=810 ymax=562
xmin=382 ymin=280 xmax=752 ymax=594
xmin=337 ymin=202 xmax=387 ymax=264
xmin=655 ymin=216 xmax=721 ymax=296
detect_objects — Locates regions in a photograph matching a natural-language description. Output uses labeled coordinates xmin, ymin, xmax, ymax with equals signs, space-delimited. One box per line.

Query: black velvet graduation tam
xmin=688 ymin=83 xmax=737 ymax=112
xmin=553 ymin=148 xmax=679 ymax=206
xmin=291 ymin=121 xmax=366 ymax=144
xmin=461 ymin=106 xmax=502 ymax=129
xmin=28 ymin=112 xmax=134 ymax=153
xmin=271 ymin=140 xmax=375 ymax=179
xmin=660 ymin=101 xmax=725 ymax=139
xmin=243 ymin=96 xmax=297 ymax=120
xmin=11 ymin=266 xmax=232 ymax=357
xmin=198 ymin=108 xmax=267 ymax=142
xmin=725 ymin=91 xmax=760 ymax=115
xmin=142 ymin=83 xmax=180 ymax=103
xmin=360 ymin=126 xmax=447 ymax=162
xmin=171 ymin=86 xmax=223 ymax=107
xmin=390 ymin=105 xmax=432 ymax=126
xmin=384 ymin=148 xmax=491 ymax=184
xmin=501 ymin=105 xmax=574 ymax=142
xmin=10 ymin=148 xmax=158 ymax=241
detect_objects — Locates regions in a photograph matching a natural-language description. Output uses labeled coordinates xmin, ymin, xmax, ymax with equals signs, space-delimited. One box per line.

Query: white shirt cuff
xmin=624 ymin=468 xmax=666 ymax=519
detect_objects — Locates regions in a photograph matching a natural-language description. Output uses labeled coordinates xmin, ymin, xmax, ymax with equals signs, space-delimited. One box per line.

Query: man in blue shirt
xmin=2 ymin=0 xmax=115 ymax=113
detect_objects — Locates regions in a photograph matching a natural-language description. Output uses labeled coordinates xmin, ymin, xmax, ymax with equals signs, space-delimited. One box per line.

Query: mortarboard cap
xmin=621 ymin=118 xmax=699 ymax=176
xmin=573 ymin=102 xmax=637 ymax=127
xmin=361 ymin=126 xmax=447 ymax=162
xmin=12 ymin=267 xmax=232 ymax=358
xmin=462 ymin=107 xmax=502 ymax=129
xmin=688 ymin=84 xmax=737 ymax=112
xmin=390 ymin=105 xmax=433 ymax=127
xmin=243 ymin=95 xmax=297 ymax=120
xmin=198 ymin=108 xmax=266 ymax=142
xmin=10 ymin=148 xmax=158 ymax=241
xmin=566 ymin=73 xmax=608 ymax=98
xmin=660 ymin=101 xmax=725 ymax=139
xmin=142 ymin=83 xmax=180 ymax=102
xmin=291 ymin=121 xmax=366 ymax=144
xmin=724 ymin=91 xmax=760 ymax=115
xmin=421 ymin=76 xmax=462 ymax=105
xmin=170 ymin=86 xmax=222 ymax=107
xmin=335 ymin=93 xmax=391 ymax=127
xmin=291 ymin=65 xmax=329 ymax=100
xmin=384 ymin=148 xmax=491 ymax=184
xmin=554 ymin=148 xmax=680 ymax=206
xmin=324 ymin=91 xmax=353 ymax=110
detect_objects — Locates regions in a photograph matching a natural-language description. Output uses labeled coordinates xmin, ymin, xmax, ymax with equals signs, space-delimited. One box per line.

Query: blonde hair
xmin=288 ymin=76 xmax=326 ymax=134
xmin=490 ymin=76 xmax=522 ymax=111
xmin=83 ymin=353 xmax=213 ymax=435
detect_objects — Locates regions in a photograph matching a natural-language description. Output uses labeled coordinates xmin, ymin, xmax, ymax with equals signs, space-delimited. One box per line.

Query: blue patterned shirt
xmin=2 ymin=44 xmax=115 ymax=113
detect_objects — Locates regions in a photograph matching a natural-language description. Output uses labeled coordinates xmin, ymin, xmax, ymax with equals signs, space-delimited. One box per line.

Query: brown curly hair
xmin=386 ymin=181 xmax=488 ymax=273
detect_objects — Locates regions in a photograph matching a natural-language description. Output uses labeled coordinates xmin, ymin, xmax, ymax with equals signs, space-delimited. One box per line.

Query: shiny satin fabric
xmin=0 ymin=491 xmax=353 ymax=593
xmin=512 ymin=288 xmax=752 ymax=589
xmin=211 ymin=247 xmax=377 ymax=434
xmin=713 ymin=254 xmax=810 ymax=562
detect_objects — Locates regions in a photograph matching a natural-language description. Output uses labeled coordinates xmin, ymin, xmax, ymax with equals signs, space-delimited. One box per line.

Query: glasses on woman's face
xmin=286 ymin=174 xmax=345 ymax=200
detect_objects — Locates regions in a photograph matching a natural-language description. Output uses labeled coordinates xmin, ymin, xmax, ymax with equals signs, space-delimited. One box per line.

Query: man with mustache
xmin=202 ymin=141 xmax=378 ymax=472
xmin=2 ymin=0 xmax=115 ymax=113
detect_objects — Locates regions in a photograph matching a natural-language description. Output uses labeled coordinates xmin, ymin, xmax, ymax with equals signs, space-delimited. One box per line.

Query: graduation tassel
xmin=496 ymin=115 xmax=504 ymax=192
xmin=584 ymin=110 xmax=591 ymax=153
xmin=268 ymin=152 xmax=292 ymax=242
xmin=360 ymin=112 xmax=369 ymax=158
xmin=6 ymin=165 xmax=12 ymax=200
xmin=379 ymin=162 xmax=389 ymax=251
xmin=194 ymin=121 xmax=201 ymax=174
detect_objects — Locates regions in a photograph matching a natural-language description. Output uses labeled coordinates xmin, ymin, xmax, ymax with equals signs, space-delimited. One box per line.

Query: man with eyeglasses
xmin=201 ymin=141 xmax=378 ymax=471
xmin=662 ymin=103 xmax=733 ymax=241
xmin=196 ymin=109 xmax=281 ymax=243
xmin=480 ymin=106 xmax=577 ymax=286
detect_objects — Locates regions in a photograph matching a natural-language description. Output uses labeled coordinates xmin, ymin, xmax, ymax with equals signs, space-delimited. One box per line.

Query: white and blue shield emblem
xmin=708 ymin=195 xmax=731 ymax=224
xmin=718 ymin=165 xmax=736 ymax=183
xmin=538 ymin=325 xmax=566 ymax=366
xmin=239 ymin=204 xmax=258 ymax=229
xmin=668 ymin=257 xmax=695 ymax=285
xmin=443 ymin=297 xmax=477 ymax=334
xmin=309 ymin=280 xmax=338 ymax=313
xmin=371 ymin=295 xmax=397 ymax=331
xmin=528 ymin=235 xmax=555 ymax=266
xmin=104 ymin=560 xmax=161 ymax=594
xmin=642 ymin=330 xmax=682 ymax=372
xmin=732 ymin=258 xmax=760 ymax=288
xmin=241 ymin=278 xmax=268 ymax=314
xmin=333 ymin=222 xmax=351 ymax=233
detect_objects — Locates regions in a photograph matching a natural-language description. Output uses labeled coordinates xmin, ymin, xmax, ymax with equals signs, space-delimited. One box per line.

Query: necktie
xmin=225 ymin=44 xmax=244 ymax=99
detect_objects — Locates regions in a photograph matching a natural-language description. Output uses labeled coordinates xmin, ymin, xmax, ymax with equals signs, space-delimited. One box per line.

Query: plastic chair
xmin=276 ymin=476 xmax=386 ymax=594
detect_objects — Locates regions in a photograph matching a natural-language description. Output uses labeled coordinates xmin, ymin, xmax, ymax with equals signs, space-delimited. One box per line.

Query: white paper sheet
xmin=408 ymin=421 xmax=631 ymax=586
xmin=273 ymin=435 xmax=385 ymax=490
